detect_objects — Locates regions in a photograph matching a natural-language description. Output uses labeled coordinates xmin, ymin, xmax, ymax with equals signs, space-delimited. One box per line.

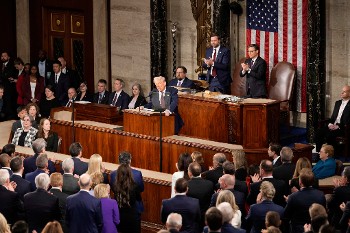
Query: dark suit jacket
xmin=273 ymin=157 xmax=282 ymax=168
xmin=64 ymin=68 xmax=79 ymax=90
xmin=50 ymin=72 xmax=70 ymax=105
xmin=93 ymin=91 xmax=110 ymax=105
xmin=108 ymin=90 xmax=130 ymax=110
xmin=273 ymin=162 xmax=296 ymax=187
xmin=50 ymin=188 xmax=69 ymax=230
xmin=168 ymin=77 xmax=194 ymax=88
xmin=202 ymin=46 xmax=232 ymax=88
xmin=246 ymin=200 xmax=284 ymax=233
xmin=239 ymin=56 xmax=267 ymax=97
xmin=22 ymin=75 xmax=45 ymax=105
xmin=128 ymin=95 xmax=147 ymax=109
xmin=161 ymin=195 xmax=201 ymax=233
xmin=24 ymin=169 xmax=46 ymax=191
xmin=24 ymin=188 xmax=61 ymax=232
xmin=330 ymin=100 xmax=350 ymax=130
xmin=201 ymin=166 xmax=223 ymax=188
xmin=340 ymin=201 xmax=350 ymax=232
xmin=328 ymin=183 xmax=350 ymax=227
xmin=204 ymin=222 xmax=246 ymax=233
xmin=110 ymin=168 xmax=144 ymax=213
xmin=284 ymin=187 xmax=326 ymax=230
xmin=66 ymin=190 xmax=103 ymax=233
xmin=10 ymin=173 xmax=31 ymax=200
xmin=76 ymin=92 xmax=93 ymax=102
xmin=144 ymin=86 xmax=184 ymax=134
xmin=23 ymin=153 xmax=56 ymax=177
xmin=187 ymin=177 xmax=214 ymax=216
xmin=247 ymin=177 xmax=288 ymax=207
xmin=0 ymin=185 xmax=24 ymax=224
xmin=36 ymin=59 xmax=53 ymax=84
xmin=62 ymin=173 xmax=80 ymax=195
xmin=71 ymin=157 xmax=88 ymax=176
xmin=1 ymin=167 xmax=13 ymax=176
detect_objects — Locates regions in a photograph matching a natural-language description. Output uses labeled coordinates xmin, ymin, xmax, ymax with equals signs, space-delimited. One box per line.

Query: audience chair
xmin=231 ymin=57 xmax=247 ymax=97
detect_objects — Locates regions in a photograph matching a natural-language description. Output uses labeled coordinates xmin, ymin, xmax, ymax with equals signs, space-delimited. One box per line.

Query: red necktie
xmin=212 ymin=48 xmax=217 ymax=77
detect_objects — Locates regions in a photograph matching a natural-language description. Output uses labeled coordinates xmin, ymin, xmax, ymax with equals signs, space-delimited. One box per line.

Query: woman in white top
xmin=128 ymin=83 xmax=146 ymax=109
xmin=22 ymin=64 xmax=45 ymax=105
xmin=216 ymin=190 xmax=242 ymax=228
xmin=171 ymin=152 xmax=192 ymax=197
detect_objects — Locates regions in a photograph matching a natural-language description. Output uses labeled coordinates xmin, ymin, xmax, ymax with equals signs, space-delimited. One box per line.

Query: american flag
xmin=246 ymin=0 xmax=308 ymax=112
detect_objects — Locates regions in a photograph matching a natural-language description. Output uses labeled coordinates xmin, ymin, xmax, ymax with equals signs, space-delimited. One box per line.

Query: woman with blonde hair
xmin=87 ymin=154 xmax=108 ymax=183
xmin=232 ymin=149 xmax=248 ymax=181
xmin=191 ymin=151 xmax=208 ymax=172
xmin=290 ymin=157 xmax=319 ymax=192
xmin=95 ymin=184 xmax=120 ymax=233
xmin=0 ymin=213 xmax=10 ymax=233
xmin=216 ymin=190 xmax=242 ymax=228
xmin=41 ymin=221 xmax=64 ymax=233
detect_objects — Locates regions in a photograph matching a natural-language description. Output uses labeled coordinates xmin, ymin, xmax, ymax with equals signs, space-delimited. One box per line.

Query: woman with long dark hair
xmin=37 ymin=118 xmax=59 ymax=152
xmin=171 ymin=152 xmax=192 ymax=197
xmin=113 ymin=164 xmax=141 ymax=233
xmin=22 ymin=64 xmax=45 ymax=105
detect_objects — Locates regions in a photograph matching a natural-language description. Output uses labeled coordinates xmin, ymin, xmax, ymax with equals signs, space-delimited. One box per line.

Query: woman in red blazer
xmin=22 ymin=64 xmax=45 ymax=105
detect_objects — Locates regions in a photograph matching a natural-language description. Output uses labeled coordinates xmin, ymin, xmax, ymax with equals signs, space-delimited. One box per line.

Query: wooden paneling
xmin=0 ymin=0 xmax=16 ymax=55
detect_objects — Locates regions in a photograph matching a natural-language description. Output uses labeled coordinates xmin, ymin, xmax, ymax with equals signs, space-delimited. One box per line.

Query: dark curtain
xmin=150 ymin=0 xmax=168 ymax=84
xmin=212 ymin=0 xmax=230 ymax=48
xmin=306 ymin=0 xmax=326 ymax=142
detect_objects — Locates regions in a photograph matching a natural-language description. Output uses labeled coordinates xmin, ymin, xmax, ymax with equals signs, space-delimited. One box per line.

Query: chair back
xmin=231 ymin=57 xmax=247 ymax=97
xmin=268 ymin=61 xmax=296 ymax=109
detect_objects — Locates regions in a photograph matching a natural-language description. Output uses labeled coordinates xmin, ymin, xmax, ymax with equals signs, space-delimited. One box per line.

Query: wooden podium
xmin=123 ymin=109 xmax=175 ymax=137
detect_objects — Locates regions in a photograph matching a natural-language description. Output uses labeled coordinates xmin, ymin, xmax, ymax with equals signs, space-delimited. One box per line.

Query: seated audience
xmin=94 ymin=183 xmax=120 ymax=233
xmin=0 ymin=213 xmax=11 ymax=233
xmin=36 ymin=118 xmax=59 ymax=152
xmin=113 ymin=164 xmax=142 ymax=233
xmin=76 ymin=81 xmax=93 ymax=102
xmin=232 ymin=149 xmax=248 ymax=181
xmin=273 ymin=147 xmax=296 ymax=185
xmin=12 ymin=114 xmax=38 ymax=148
xmin=312 ymin=144 xmax=336 ymax=179
xmin=41 ymin=221 xmax=64 ymax=233
xmin=22 ymin=64 xmax=45 ymax=105
xmin=290 ymin=157 xmax=319 ymax=192
xmin=11 ymin=106 xmax=28 ymax=133
xmin=304 ymin=203 xmax=329 ymax=233
xmin=128 ymin=82 xmax=146 ymax=109
xmin=87 ymin=153 xmax=108 ymax=184
xmin=171 ymin=152 xmax=192 ymax=197
xmin=0 ymin=169 xmax=24 ymax=225
xmin=161 ymin=178 xmax=201 ymax=233
xmin=23 ymin=173 xmax=61 ymax=232
xmin=39 ymin=85 xmax=61 ymax=118
xmin=165 ymin=213 xmax=182 ymax=233
xmin=23 ymin=138 xmax=56 ymax=176
xmin=191 ymin=151 xmax=208 ymax=172
xmin=93 ymin=79 xmax=110 ymax=104
xmin=268 ymin=143 xmax=282 ymax=168
xmin=25 ymin=153 xmax=50 ymax=191
xmin=284 ymin=168 xmax=326 ymax=233
xmin=246 ymin=181 xmax=284 ymax=233
xmin=168 ymin=66 xmax=194 ymax=88
xmin=64 ymin=87 xmax=77 ymax=107
xmin=108 ymin=78 xmax=130 ymax=111
xmin=61 ymin=158 xmax=80 ymax=195
xmin=216 ymin=190 xmax=242 ymax=228
xmin=202 ymin=153 xmax=227 ymax=187
xmin=26 ymin=102 xmax=41 ymax=126
xmin=10 ymin=156 xmax=31 ymax=200
xmin=69 ymin=142 xmax=88 ymax=176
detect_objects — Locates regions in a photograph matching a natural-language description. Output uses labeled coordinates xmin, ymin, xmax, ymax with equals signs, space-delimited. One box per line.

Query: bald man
xmin=316 ymin=85 xmax=350 ymax=152
xmin=66 ymin=174 xmax=102 ymax=233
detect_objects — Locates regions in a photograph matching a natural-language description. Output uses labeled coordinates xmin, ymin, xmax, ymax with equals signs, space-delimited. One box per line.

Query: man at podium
xmin=144 ymin=76 xmax=184 ymax=134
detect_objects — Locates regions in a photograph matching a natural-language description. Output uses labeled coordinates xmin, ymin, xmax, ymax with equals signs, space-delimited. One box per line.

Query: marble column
xmin=16 ymin=0 xmax=30 ymax=62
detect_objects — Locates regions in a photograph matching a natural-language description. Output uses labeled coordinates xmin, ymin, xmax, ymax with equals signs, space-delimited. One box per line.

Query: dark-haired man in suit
xmin=10 ymin=156 xmax=31 ymax=200
xmin=69 ymin=142 xmax=88 ymax=176
xmin=58 ymin=57 xmax=79 ymax=90
xmin=168 ymin=66 xmax=194 ymax=88
xmin=202 ymin=34 xmax=231 ymax=94
xmin=315 ymin=85 xmax=350 ymax=152
xmin=108 ymin=78 xmax=130 ymax=111
xmin=50 ymin=60 xmax=70 ymax=106
xmin=268 ymin=143 xmax=282 ymax=168
xmin=93 ymin=79 xmax=110 ymax=104
xmin=1 ymin=51 xmax=17 ymax=118
xmin=240 ymin=44 xmax=267 ymax=98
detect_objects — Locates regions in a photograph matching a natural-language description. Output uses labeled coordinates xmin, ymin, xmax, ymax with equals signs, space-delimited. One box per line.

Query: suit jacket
xmin=328 ymin=183 xmax=350 ymax=227
xmin=273 ymin=157 xmax=282 ymax=168
xmin=168 ymin=77 xmax=194 ymax=88
xmin=330 ymin=99 xmax=350 ymax=130
xmin=273 ymin=162 xmax=296 ymax=186
xmin=284 ymin=187 xmax=326 ymax=231
xmin=66 ymin=190 xmax=103 ymax=233
xmin=101 ymin=198 xmax=120 ymax=233
xmin=24 ymin=188 xmax=61 ymax=232
xmin=128 ymin=95 xmax=147 ymax=109
xmin=62 ymin=173 xmax=80 ymax=195
xmin=0 ymin=185 xmax=24 ymax=224
xmin=22 ymin=75 xmax=45 ymax=105
xmin=23 ymin=153 xmax=56 ymax=177
xmin=1 ymin=167 xmax=13 ymax=176
xmin=202 ymin=46 xmax=232 ymax=88
xmin=50 ymin=188 xmax=69 ymax=230
xmin=63 ymin=67 xmax=79 ymax=90
xmin=93 ymin=91 xmax=110 ymax=105
xmin=71 ymin=157 xmax=88 ymax=176
xmin=161 ymin=195 xmax=201 ymax=233
xmin=36 ymin=59 xmax=53 ymax=84
xmin=144 ymin=86 xmax=184 ymax=134
xmin=246 ymin=200 xmax=284 ymax=233
xmin=50 ymin=72 xmax=70 ymax=105
xmin=76 ymin=92 xmax=93 ymax=102
xmin=187 ymin=177 xmax=214 ymax=216
xmin=340 ymin=201 xmax=350 ymax=232
xmin=247 ymin=177 xmax=288 ymax=207
xmin=110 ymin=168 xmax=144 ymax=213
xmin=201 ymin=166 xmax=223 ymax=188
xmin=108 ymin=90 xmax=130 ymax=110
xmin=25 ymin=169 xmax=46 ymax=191
xmin=239 ymin=56 xmax=267 ymax=97
xmin=10 ymin=173 xmax=31 ymax=200
xmin=203 ymin=222 xmax=246 ymax=233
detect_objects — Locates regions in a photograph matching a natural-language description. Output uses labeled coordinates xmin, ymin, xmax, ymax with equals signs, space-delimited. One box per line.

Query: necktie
xmin=160 ymin=92 xmax=165 ymax=108
xmin=55 ymin=74 xmax=58 ymax=84
xmin=112 ymin=93 xmax=118 ymax=106
xmin=212 ymin=48 xmax=217 ymax=77
xmin=98 ymin=94 xmax=102 ymax=104
xmin=177 ymin=80 xmax=182 ymax=87
xmin=67 ymin=100 xmax=72 ymax=107
xmin=251 ymin=59 xmax=255 ymax=68
xmin=2 ymin=63 xmax=5 ymax=72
